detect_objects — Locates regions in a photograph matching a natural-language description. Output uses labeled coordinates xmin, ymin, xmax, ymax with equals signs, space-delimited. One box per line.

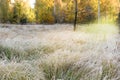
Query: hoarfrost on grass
xmin=0 ymin=24 xmax=119 ymax=80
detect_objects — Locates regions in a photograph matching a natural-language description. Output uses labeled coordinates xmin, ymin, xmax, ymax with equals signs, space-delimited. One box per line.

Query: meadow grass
xmin=0 ymin=24 xmax=120 ymax=80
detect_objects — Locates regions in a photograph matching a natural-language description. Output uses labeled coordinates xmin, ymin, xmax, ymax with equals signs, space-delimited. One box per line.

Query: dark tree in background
xmin=74 ymin=0 xmax=78 ymax=31
xmin=118 ymin=16 xmax=120 ymax=33
xmin=117 ymin=13 xmax=120 ymax=24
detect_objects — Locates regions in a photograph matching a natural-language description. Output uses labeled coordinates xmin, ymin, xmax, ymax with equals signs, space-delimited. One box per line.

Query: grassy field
xmin=0 ymin=24 xmax=120 ymax=80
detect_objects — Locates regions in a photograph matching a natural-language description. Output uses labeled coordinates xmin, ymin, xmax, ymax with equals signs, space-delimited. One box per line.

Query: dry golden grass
xmin=0 ymin=24 xmax=120 ymax=80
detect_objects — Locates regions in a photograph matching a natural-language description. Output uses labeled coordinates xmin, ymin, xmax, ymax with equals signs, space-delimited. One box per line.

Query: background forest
xmin=0 ymin=0 xmax=119 ymax=24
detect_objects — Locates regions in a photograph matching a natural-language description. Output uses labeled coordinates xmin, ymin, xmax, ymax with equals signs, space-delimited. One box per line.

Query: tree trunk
xmin=74 ymin=0 xmax=78 ymax=31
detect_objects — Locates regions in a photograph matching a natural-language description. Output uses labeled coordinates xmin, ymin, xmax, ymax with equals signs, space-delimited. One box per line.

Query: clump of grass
xmin=36 ymin=52 xmax=120 ymax=80
xmin=30 ymin=44 xmax=55 ymax=54
xmin=24 ymin=43 xmax=61 ymax=60
xmin=0 ymin=45 xmax=24 ymax=60
xmin=0 ymin=42 xmax=57 ymax=61
xmin=0 ymin=61 xmax=45 ymax=80
xmin=99 ymin=59 xmax=119 ymax=80
xmin=37 ymin=52 xmax=81 ymax=80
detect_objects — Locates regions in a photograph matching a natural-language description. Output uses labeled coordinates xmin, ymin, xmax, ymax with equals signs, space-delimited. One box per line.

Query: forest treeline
xmin=0 ymin=0 xmax=119 ymax=24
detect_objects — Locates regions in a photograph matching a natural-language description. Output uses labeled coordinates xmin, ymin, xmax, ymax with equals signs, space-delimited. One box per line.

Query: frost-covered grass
xmin=0 ymin=24 xmax=120 ymax=80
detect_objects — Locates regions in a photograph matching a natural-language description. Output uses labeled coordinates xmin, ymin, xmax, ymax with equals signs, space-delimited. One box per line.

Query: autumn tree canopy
xmin=0 ymin=0 xmax=119 ymax=24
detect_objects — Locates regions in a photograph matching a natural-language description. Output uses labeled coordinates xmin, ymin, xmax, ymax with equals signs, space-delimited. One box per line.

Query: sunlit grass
xmin=77 ymin=24 xmax=118 ymax=35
